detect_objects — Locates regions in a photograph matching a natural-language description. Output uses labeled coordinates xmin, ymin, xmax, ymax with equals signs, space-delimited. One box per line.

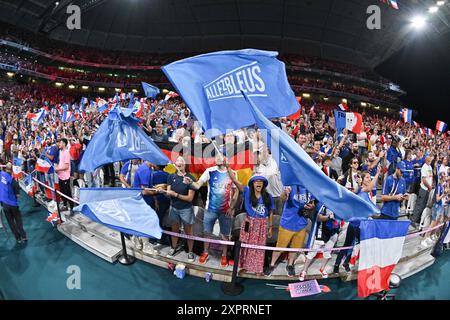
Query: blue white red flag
xmin=12 ymin=157 xmax=23 ymax=179
xmin=334 ymin=111 xmax=363 ymax=134
xmin=358 ymin=220 xmax=409 ymax=297
xmin=338 ymin=103 xmax=349 ymax=111
xmin=400 ymin=108 xmax=412 ymax=124
xmin=436 ymin=120 xmax=447 ymax=133
xmin=35 ymin=155 xmax=53 ymax=173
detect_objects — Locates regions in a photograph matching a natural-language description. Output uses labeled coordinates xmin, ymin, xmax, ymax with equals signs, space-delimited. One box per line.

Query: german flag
xmin=155 ymin=141 xmax=255 ymax=185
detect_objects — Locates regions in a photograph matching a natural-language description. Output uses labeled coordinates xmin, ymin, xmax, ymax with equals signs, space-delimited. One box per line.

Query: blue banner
xmin=141 ymin=82 xmax=160 ymax=99
xmin=162 ymin=49 xmax=299 ymax=136
xmin=74 ymin=188 xmax=162 ymax=239
xmin=79 ymin=107 xmax=169 ymax=172
xmin=243 ymin=92 xmax=380 ymax=221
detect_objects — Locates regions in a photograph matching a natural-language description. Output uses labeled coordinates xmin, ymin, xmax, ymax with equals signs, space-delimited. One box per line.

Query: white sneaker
xmin=132 ymin=236 xmax=143 ymax=250
xmin=143 ymin=243 xmax=160 ymax=255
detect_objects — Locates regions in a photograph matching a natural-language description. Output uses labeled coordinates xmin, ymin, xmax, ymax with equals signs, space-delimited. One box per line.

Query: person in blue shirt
xmin=386 ymin=137 xmax=401 ymax=175
xmin=360 ymin=151 xmax=384 ymax=204
xmin=403 ymin=150 xmax=415 ymax=192
xmin=264 ymin=185 xmax=315 ymax=277
xmin=412 ymin=149 xmax=426 ymax=193
xmin=0 ymin=163 xmax=27 ymax=243
xmin=44 ymin=136 xmax=59 ymax=193
xmin=227 ymin=171 xmax=274 ymax=276
xmin=130 ymin=161 xmax=157 ymax=252
xmin=379 ymin=161 xmax=408 ymax=220
xmin=119 ymin=159 xmax=141 ymax=188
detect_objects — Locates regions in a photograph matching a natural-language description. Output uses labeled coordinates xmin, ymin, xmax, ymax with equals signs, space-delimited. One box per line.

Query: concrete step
xmin=58 ymin=221 xmax=122 ymax=263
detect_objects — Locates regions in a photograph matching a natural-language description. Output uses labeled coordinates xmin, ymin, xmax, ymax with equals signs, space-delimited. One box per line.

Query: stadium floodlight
xmin=323 ymin=97 xmax=329 ymax=101
xmin=437 ymin=1 xmax=445 ymax=6
xmin=6 ymin=72 xmax=14 ymax=77
xmin=99 ymin=87 xmax=105 ymax=92
xmin=82 ymin=86 xmax=89 ymax=90
xmin=429 ymin=6 xmax=438 ymax=13
xmin=302 ymin=93 xmax=311 ymax=98
xmin=162 ymin=89 xmax=169 ymax=94
xmin=115 ymin=88 xmax=121 ymax=92
xmin=132 ymin=89 xmax=138 ymax=93
xmin=55 ymin=82 xmax=63 ymax=87
xmin=342 ymin=98 xmax=347 ymax=103
xmin=411 ymin=16 xmax=426 ymax=29
xmin=361 ymin=102 xmax=367 ymax=107
xmin=68 ymin=85 xmax=75 ymax=89
xmin=386 ymin=108 xmax=390 ymax=112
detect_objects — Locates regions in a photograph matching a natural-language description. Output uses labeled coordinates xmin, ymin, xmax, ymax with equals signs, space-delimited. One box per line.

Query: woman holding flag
xmin=226 ymin=160 xmax=274 ymax=276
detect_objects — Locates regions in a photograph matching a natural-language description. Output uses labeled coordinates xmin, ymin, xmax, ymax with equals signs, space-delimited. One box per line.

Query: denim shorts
xmin=431 ymin=204 xmax=444 ymax=221
xmin=168 ymin=206 xmax=194 ymax=225
xmin=203 ymin=210 xmax=232 ymax=237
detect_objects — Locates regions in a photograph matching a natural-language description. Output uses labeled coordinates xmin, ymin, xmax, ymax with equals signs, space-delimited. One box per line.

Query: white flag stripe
xmin=358 ymin=236 xmax=406 ymax=270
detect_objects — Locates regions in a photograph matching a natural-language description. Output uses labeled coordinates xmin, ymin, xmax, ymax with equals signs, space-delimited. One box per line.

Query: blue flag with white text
xmin=162 ymin=49 xmax=299 ymax=136
xmin=79 ymin=106 xmax=169 ymax=172
xmin=243 ymin=92 xmax=379 ymax=220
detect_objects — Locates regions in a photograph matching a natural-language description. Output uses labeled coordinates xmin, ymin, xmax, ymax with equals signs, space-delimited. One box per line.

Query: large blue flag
xmin=141 ymin=82 xmax=160 ymax=99
xmin=162 ymin=49 xmax=299 ymax=136
xmin=74 ymin=188 xmax=162 ymax=239
xmin=243 ymin=92 xmax=380 ymax=220
xmin=79 ymin=106 xmax=169 ymax=172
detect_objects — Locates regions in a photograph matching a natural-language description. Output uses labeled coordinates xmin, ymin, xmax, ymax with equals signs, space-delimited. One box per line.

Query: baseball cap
xmin=397 ymin=161 xmax=406 ymax=173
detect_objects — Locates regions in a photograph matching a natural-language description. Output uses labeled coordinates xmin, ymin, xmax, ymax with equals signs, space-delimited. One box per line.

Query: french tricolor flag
xmin=120 ymin=92 xmax=127 ymax=100
xmin=338 ymin=103 xmax=349 ymax=111
xmin=334 ymin=111 xmax=363 ymax=134
xmin=413 ymin=121 xmax=420 ymax=128
xmin=400 ymin=108 xmax=412 ymax=124
xmin=164 ymin=91 xmax=179 ymax=101
xmin=80 ymin=97 xmax=88 ymax=106
xmin=418 ymin=127 xmax=425 ymax=135
xmin=426 ymin=128 xmax=434 ymax=136
xmin=12 ymin=157 xmax=23 ymax=180
xmin=26 ymin=110 xmax=45 ymax=124
xmin=35 ymin=155 xmax=53 ymax=174
xmin=62 ymin=109 xmax=75 ymax=123
xmin=357 ymin=220 xmax=409 ymax=298
xmin=436 ymin=120 xmax=447 ymax=133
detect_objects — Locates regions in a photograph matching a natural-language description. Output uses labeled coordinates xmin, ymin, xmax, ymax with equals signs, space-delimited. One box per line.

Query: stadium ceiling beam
xmin=319 ymin=0 xmax=335 ymax=60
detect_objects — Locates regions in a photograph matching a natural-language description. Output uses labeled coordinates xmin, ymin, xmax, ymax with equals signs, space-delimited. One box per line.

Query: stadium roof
xmin=0 ymin=0 xmax=449 ymax=69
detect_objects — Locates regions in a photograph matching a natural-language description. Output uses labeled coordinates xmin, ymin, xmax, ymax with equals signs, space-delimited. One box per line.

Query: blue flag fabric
xmin=162 ymin=49 xmax=299 ymax=136
xmin=243 ymin=92 xmax=380 ymax=221
xmin=79 ymin=106 xmax=169 ymax=172
xmin=74 ymin=188 xmax=162 ymax=239
xmin=141 ymin=82 xmax=160 ymax=99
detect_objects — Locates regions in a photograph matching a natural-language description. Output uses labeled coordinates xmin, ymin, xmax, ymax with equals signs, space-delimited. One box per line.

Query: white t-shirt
xmin=369 ymin=134 xmax=379 ymax=146
xmin=0 ymin=139 xmax=3 ymax=155
xmin=357 ymin=132 xmax=367 ymax=148
xmin=254 ymin=156 xmax=283 ymax=197
xmin=420 ymin=163 xmax=433 ymax=191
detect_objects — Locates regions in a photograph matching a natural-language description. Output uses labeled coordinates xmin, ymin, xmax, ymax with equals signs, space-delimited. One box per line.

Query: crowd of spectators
xmin=1 ymin=79 xmax=448 ymax=279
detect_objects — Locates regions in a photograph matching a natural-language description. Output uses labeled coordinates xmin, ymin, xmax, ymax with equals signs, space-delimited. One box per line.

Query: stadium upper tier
xmin=0 ymin=22 xmax=398 ymax=90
